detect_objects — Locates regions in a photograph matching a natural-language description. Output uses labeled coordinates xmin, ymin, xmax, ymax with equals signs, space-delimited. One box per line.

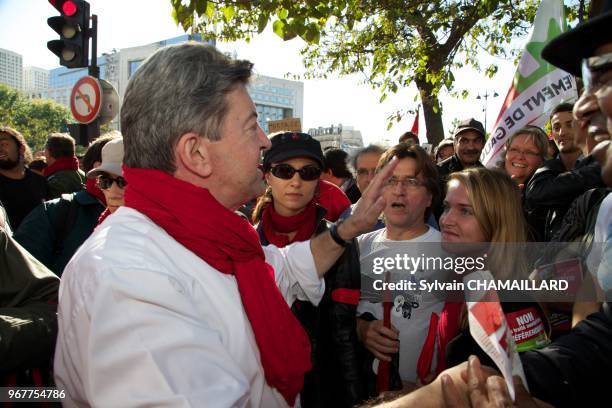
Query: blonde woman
xmin=418 ymin=168 xmax=550 ymax=380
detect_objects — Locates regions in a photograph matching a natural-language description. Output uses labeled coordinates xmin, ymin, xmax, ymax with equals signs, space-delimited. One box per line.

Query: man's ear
xmin=175 ymin=132 xmax=212 ymax=178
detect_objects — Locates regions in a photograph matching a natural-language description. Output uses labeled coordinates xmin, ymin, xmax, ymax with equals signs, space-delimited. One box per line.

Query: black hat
xmin=263 ymin=132 xmax=324 ymax=169
xmin=541 ymin=0 xmax=612 ymax=76
xmin=453 ymin=118 xmax=485 ymax=139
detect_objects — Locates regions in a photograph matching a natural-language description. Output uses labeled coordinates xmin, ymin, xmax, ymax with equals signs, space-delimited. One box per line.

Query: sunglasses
xmin=97 ymin=175 xmax=128 ymax=190
xmin=270 ymin=164 xmax=321 ymax=181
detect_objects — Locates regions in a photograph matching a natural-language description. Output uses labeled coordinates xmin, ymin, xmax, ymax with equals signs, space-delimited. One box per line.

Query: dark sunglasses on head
xmin=97 ymin=175 xmax=128 ymax=190
xmin=270 ymin=164 xmax=321 ymax=181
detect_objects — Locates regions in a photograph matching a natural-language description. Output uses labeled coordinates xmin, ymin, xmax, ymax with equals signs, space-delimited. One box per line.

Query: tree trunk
xmin=415 ymin=77 xmax=444 ymax=146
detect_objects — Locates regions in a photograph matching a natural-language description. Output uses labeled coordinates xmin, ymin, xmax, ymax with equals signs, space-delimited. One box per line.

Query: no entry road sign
xmin=70 ymin=75 xmax=102 ymax=124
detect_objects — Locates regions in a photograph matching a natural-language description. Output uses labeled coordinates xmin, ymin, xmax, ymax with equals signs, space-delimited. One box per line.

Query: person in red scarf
xmin=14 ymin=133 xmax=118 ymax=276
xmin=252 ymin=132 xmax=366 ymax=407
xmin=43 ymin=133 xmax=86 ymax=199
xmin=53 ymin=43 xmax=396 ymax=408
xmin=87 ymin=137 xmax=126 ymax=225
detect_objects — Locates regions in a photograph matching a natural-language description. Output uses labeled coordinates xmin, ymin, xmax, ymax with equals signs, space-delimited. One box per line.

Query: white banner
xmin=481 ymin=0 xmax=577 ymax=167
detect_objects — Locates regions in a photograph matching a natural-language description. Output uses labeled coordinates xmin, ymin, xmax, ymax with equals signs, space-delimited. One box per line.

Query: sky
xmin=0 ymin=0 xmax=523 ymax=146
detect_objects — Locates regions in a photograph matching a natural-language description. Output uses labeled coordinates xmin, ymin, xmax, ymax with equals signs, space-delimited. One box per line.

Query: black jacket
xmin=521 ymin=302 xmax=612 ymax=407
xmin=343 ymin=178 xmax=362 ymax=204
xmin=257 ymin=206 xmax=366 ymax=408
xmin=434 ymin=154 xmax=483 ymax=220
xmin=525 ymin=156 xmax=604 ymax=241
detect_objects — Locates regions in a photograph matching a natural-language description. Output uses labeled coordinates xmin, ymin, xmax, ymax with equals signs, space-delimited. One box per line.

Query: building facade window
xmin=128 ymin=59 xmax=144 ymax=78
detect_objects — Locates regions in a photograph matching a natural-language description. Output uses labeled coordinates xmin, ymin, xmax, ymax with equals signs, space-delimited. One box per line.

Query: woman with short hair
xmin=498 ymin=126 xmax=549 ymax=187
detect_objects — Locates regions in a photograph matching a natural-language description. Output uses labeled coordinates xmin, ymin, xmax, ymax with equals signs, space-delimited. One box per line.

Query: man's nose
xmin=259 ymin=125 xmax=271 ymax=149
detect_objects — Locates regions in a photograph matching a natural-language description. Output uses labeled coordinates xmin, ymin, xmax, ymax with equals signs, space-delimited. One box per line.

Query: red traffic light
xmin=47 ymin=0 xmax=90 ymax=69
xmin=62 ymin=1 xmax=78 ymax=16
xmin=48 ymin=0 xmax=78 ymax=16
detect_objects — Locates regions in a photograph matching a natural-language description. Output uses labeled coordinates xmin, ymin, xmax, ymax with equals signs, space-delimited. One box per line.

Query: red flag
xmin=376 ymin=272 xmax=392 ymax=394
xmin=410 ymin=108 xmax=419 ymax=135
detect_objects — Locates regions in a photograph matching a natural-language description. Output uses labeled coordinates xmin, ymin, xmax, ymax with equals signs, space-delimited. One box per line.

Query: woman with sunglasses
xmin=13 ymin=133 xmax=122 ymax=277
xmin=253 ymin=132 xmax=366 ymax=408
xmin=89 ymin=138 xmax=127 ymax=223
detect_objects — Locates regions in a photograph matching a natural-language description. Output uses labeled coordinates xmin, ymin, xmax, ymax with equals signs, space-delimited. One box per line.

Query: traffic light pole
xmin=88 ymin=14 xmax=99 ymax=79
xmin=81 ymin=13 xmax=100 ymax=145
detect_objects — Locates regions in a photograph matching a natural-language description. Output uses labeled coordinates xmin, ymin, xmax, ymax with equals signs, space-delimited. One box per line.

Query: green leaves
xmin=169 ymin=0 xmax=579 ymax=144
xmin=0 ymin=84 xmax=71 ymax=152
xmin=257 ymin=12 xmax=269 ymax=33
xmin=272 ymin=19 xmax=286 ymax=38
xmin=221 ymin=5 xmax=235 ymax=21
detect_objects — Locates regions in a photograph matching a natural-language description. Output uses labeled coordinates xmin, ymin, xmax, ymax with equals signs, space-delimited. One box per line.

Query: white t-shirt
xmin=357 ymin=226 xmax=444 ymax=382
xmin=54 ymin=207 xmax=324 ymax=408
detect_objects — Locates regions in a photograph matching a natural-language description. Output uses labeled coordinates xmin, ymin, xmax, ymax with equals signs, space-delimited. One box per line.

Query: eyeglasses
xmin=97 ymin=175 xmax=128 ymax=190
xmin=356 ymin=168 xmax=376 ymax=177
xmin=507 ymin=147 xmax=540 ymax=158
xmin=270 ymin=164 xmax=321 ymax=181
xmin=385 ymin=177 xmax=424 ymax=188
xmin=582 ymin=52 xmax=612 ymax=93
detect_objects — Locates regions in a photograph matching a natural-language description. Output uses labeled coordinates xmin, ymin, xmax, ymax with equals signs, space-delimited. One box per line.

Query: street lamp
xmin=476 ymin=90 xmax=499 ymax=132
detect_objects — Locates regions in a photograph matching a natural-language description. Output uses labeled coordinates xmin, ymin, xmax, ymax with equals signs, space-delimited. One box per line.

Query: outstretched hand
xmin=340 ymin=156 xmax=398 ymax=239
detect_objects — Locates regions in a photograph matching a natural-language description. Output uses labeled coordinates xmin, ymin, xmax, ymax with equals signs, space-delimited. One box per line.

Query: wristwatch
xmin=329 ymin=222 xmax=351 ymax=247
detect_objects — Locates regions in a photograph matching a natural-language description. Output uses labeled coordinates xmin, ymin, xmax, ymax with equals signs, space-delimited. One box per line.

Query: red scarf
xmin=97 ymin=208 xmax=111 ymax=225
xmin=43 ymin=156 xmax=80 ymax=177
xmin=85 ymin=178 xmax=106 ymax=205
xmin=123 ymin=167 xmax=311 ymax=406
xmin=261 ymin=200 xmax=318 ymax=248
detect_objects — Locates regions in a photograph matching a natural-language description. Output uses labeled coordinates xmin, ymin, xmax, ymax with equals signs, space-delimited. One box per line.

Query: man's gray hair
xmin=351 ymin=144 xmax=385 ymax=172
xmin=120 ymin=42 xmax=254 ymax=173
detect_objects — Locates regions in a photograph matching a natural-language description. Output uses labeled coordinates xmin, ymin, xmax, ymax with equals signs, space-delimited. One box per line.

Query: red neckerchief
xmin=96 ymin=208 xmax=111 ymax=226
xmin=43 ymin=156 xmax=80 ymax=177
xmin=261 ymin=200 xmax=317 ymax=248
xmin=85 ymin=178 xmax=106 ymax=205
xmin=123 ymin=167 xmax=311 ymax=406
xmin=316 ymin=180 xmax=351 ymax=222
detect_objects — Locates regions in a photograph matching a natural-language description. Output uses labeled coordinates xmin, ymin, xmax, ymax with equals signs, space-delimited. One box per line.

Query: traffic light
xmin=47 ymin=0 xmax=90 ymax=68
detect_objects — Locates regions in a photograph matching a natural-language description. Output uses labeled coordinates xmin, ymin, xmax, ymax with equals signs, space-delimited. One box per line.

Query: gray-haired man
xmin=54 ymin=42 xmax=395 ymax=407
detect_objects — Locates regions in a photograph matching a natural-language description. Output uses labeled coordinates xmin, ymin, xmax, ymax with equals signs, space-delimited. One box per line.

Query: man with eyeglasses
xmin=356 ymin=143 xmax=443 ymax=389
xmin=434 ymin=118 xmax=485 ymax=221
xmin=14 ymin=133 xmax=120 ymax=277
xmin=338 ymin=145 xmax=386 ymax=226
xmin=353 ymin=145 xmax=385 ymax=194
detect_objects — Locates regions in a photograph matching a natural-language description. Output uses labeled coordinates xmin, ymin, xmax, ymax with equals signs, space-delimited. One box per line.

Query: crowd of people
xmin=1 ymin=3 xmax=611 ymax=407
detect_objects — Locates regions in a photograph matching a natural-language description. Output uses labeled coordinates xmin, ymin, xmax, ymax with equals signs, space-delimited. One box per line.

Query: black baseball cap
xmin=541 ymin=0 xmax=612 ymax=76
xmin=263 ymin=132 xmax=324 ymax=169
xmin=453 ymin=118 xmax=485 ymax=139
